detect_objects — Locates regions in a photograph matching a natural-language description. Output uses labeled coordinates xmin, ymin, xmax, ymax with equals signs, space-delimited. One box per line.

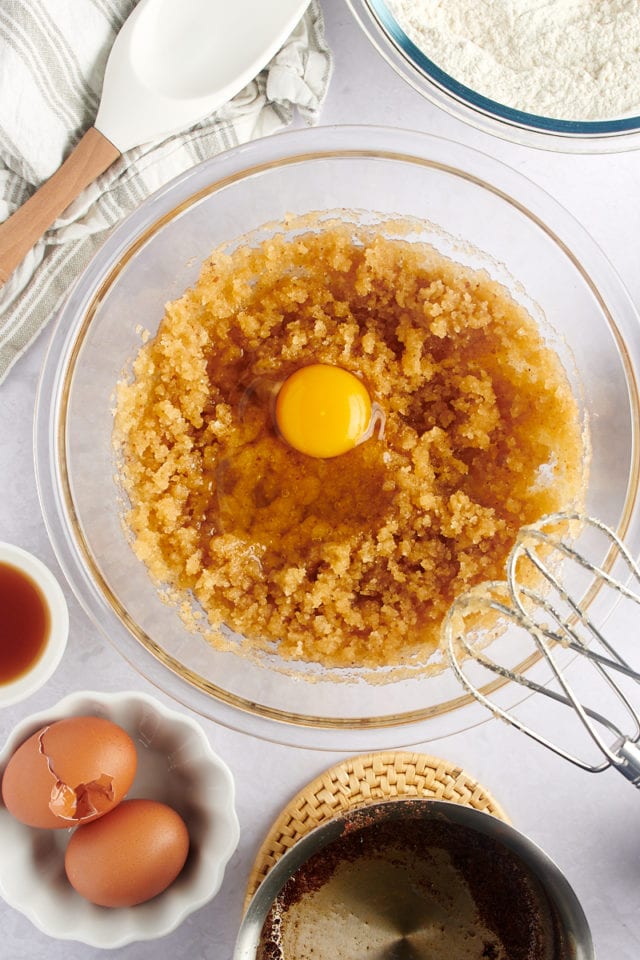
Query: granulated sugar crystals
xmin=386 ymin=0 xmax=640 ymax=121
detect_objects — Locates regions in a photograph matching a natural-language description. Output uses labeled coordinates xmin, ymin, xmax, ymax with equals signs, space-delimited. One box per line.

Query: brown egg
xmin=64 ymin=798 xmax=190 ymax=907
xmin=1 ymin=715 xmax=137 ymax=829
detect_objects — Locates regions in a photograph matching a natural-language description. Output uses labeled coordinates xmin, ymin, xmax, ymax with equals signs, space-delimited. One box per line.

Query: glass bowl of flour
xmin=346 ymin=0 xmax=640 ymax=152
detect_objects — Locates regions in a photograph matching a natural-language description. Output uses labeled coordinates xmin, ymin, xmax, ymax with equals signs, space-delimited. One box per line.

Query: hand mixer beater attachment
xmin=444 ymin=512 xmax=640 ymax=785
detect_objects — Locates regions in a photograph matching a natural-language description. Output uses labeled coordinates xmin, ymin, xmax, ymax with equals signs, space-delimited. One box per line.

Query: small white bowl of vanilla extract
xmin=0 ymin=543 xmax=68 ymax=707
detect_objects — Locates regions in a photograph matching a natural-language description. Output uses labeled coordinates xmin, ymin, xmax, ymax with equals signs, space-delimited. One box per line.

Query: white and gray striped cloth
xmin=0 ymin=0 xmax=332 ymax=382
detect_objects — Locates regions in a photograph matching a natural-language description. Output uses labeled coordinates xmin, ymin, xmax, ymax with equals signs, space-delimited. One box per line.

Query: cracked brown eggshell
xmin=0 ymin=715 xmax=137 ymax=829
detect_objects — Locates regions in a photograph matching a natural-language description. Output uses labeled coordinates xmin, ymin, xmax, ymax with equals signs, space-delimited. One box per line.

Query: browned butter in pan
xmin=257 ymin=812 xmax=564 ymax=960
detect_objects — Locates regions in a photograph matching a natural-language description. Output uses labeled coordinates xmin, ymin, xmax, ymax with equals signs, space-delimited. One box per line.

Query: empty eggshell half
xmin=1 ymin=715 xmax=137 ymax=829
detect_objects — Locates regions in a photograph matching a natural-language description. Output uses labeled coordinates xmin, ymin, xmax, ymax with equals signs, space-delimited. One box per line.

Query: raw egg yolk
xmin=275 ymin=364 xmax=372 ymax=459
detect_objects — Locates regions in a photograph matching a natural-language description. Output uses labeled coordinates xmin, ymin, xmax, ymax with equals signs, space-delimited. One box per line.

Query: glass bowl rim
xmin=347 ymin=0 xmax=640 ymax=154
xmin=35 ymin=124 xmax=640 ymax=749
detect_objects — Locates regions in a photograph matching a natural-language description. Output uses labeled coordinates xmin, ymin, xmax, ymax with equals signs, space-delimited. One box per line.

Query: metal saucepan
xmin=235 ymin=798 xmax=593 ymax=960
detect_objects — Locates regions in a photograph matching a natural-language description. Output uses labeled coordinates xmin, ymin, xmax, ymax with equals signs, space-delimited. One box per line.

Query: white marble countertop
xmin=2 ymin=1 xmax=640 ymax=957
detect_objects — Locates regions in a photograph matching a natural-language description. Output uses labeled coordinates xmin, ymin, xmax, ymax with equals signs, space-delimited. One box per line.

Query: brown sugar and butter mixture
xmin=113 ymin=219 xmax=585 ymax=671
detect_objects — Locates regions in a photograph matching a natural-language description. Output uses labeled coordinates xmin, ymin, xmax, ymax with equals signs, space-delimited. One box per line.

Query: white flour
xmin=385 ymin=0 xmax=640 ymax=120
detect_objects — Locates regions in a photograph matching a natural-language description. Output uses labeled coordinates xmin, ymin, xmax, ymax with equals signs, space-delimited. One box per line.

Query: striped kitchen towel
xmin=0 ymin=0 xmax=332 ymax=383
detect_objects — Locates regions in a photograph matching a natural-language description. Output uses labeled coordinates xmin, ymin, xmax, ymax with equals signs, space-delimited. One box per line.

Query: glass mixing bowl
xmin=345 ymin=1 xmax=640 ymax=153
xmin=35 ymin=126 xmax=640 ymax=748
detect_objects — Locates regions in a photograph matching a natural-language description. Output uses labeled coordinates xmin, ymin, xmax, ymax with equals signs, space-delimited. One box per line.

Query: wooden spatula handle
xmin=0 ymin=127 xmax=120 ymax=286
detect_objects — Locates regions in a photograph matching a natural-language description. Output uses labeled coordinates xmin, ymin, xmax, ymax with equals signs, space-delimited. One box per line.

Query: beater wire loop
xmin=445 ymin=513 xmax=640 ymax=783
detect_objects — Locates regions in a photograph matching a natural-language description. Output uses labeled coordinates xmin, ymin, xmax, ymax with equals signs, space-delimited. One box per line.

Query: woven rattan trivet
xmin=243 ymin=750 xmax=509 ymax=910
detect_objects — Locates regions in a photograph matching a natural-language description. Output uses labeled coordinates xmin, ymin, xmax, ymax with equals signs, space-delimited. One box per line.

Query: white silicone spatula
xmin=0 ymin=0 xmax=309 ymax=285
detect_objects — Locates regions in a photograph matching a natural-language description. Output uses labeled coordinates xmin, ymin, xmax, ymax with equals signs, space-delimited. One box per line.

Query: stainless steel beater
xmin=444 ymin=512 xmax=640 ymax=785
